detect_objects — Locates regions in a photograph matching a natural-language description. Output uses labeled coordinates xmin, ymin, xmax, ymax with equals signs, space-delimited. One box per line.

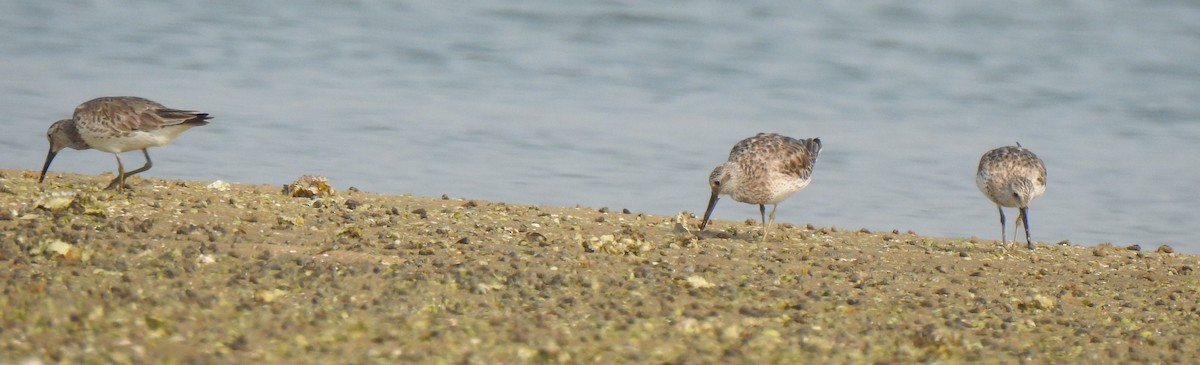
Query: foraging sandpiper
xmin=39 ymin=96 xmax=211 ymax=190
xmin=700 ymin=133 xmax=822 ymax=241
xmin=976 ymin=143 xmax=1047 ymax=249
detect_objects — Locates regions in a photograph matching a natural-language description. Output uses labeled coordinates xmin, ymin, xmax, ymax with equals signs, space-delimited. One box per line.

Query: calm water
xmin=2 ymin=1 xmax=1199 ymax=252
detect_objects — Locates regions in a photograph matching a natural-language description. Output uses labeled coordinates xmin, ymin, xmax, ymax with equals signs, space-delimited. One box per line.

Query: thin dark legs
xmin=105 ymin=149 xmax=153 ymax=190
xmin=758 ymin=204 xmax=767 ymax=242
xmin=756 ymin=204 xmax=780 ymax=242
xmin=997 ymin=205 xmax=1034 ymax=249
xmin=1019 ymin=207 xmax=1032 ymax=249
xmin=996 ymin=206 xmax=1006 ymax=244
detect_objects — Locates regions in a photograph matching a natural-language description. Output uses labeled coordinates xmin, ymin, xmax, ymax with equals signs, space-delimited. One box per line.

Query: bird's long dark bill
xmin=700 ymin=191 xmax=720 ymax=230
xmin=39 ymin=149 xmax=58 ymax=183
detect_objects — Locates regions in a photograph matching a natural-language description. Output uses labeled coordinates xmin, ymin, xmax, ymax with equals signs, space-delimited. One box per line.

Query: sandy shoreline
xmin=2 ymin=169 xmax=1198 ymax=363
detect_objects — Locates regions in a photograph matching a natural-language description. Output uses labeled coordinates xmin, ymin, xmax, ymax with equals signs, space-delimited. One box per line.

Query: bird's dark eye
xmin=713 ymin=181 xmax=720 ymax=186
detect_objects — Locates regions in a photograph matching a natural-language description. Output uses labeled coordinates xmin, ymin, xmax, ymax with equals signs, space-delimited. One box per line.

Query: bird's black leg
xmin=759 ymin=204 xmax=767 ymax=242
xmin=997 ymin=206 xmax=1006 ymax=245
xmin=124 ymin=149 xmax=154 ymax=177
xmin=106 ymin=149 xmax=154 ymax=190
xmin=1021 ymin=206 xmax=1033 ymax=249
xmin=105 ymin=154 xmax=127 ymax=191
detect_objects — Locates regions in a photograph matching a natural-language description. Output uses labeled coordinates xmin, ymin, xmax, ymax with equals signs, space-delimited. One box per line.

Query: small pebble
xmin=411 ymin=208 xmax=428 ymax=219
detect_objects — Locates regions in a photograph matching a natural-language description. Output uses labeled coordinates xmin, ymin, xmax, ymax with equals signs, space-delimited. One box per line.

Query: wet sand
xmin=2 ymin=169 xmax=1198 ymax=364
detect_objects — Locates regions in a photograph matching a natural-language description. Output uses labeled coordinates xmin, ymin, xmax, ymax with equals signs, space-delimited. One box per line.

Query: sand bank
xmin=2 ymin=169 xmax=1197 ymax=363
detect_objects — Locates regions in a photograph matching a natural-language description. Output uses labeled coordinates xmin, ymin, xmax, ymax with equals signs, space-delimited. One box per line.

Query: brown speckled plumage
xmin=701 ymin=133 xmax=822 ymax=241
xmin=976 ymin=144 xmax=1046 ymax=249
xmin=40 ymin=96 xmax=211 ymax=190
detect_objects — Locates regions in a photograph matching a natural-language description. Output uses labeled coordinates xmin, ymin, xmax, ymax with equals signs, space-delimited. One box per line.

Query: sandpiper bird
xmin=39 ymin=96 xmax=211 ymax=191
xmin=700 ymin=133 xmax=822 ymax=241
xmin=976 ymin=143 xmax=1046 ymax=249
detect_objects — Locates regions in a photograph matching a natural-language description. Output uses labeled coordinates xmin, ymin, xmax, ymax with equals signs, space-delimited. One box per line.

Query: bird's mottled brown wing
xmin=725 ymin=133 xmax=765 ymax=161
xmin=727 ymin=133 xmax=777 ymax=179
xmin=74 ymin=96 xmax=209 ymax=133
xmin=980 ymin=146 xmax=1046 ymax=186
xmin=1018 ymin=147 xmax=1047 ymax=186
xmin=1030 ymin=150 xmax=1047 ymax=186
xmin=729 ymin=133 xmax=821 ymax=181
xmin=775 ymin=135 xmax=820 ymax=181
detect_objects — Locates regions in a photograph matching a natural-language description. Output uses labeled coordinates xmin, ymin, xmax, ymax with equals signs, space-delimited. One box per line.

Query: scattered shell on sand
xmin=206 ymin=180 xmax=231 ymax=191
xmin=286 ymin=175 xmax=333 ymax=198
xmin=35 ymin=191 xmax=78 ymax=211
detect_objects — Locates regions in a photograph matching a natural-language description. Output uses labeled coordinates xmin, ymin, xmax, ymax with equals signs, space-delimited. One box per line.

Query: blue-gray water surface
xmin=2 ymin=1 xmax=1199 ymax=252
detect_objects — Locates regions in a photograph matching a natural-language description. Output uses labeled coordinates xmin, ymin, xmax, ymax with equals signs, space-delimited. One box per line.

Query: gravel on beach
xmin=2 ymin=169 xmax=1198 ymax=364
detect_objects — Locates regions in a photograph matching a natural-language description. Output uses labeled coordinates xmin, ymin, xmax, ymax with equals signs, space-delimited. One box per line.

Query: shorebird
xmin=700 ymin=133 xmax=822 ymax=241
xmin=976 ymin=143 xmax=1046 ymax=249
xmin=39 ymin=96 xmax=211 ymax=191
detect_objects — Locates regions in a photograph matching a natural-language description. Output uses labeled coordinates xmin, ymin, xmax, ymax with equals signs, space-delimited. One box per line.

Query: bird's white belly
xmin=764 ymin=178 xmax=810 ymax=204
xmin=730 ymin=176 xmax=810 ymax=205
xmin=82 ymin=125 xmax=194 ymax=153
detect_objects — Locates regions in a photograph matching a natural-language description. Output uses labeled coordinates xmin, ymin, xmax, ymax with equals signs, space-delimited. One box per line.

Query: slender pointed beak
xmin=700 ymin=190 xmax=720 ymax=230
xmin=39 ymin=148 xmax=58 ymax=184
